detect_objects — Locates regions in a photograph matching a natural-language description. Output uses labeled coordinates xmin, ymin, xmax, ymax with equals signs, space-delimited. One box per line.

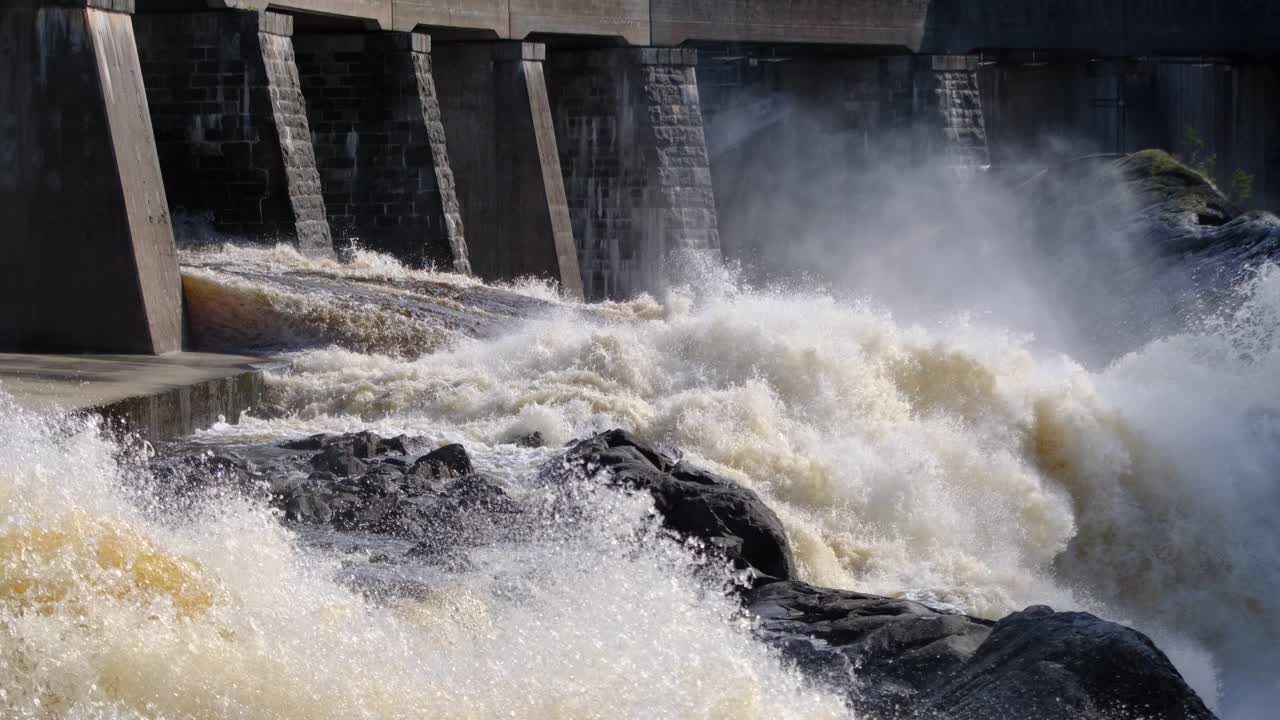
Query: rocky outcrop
xmin=750 ymin=581 xmax=1217 ymax=719
xmin=920 ymin=605 xmax=1217 ymax=720
xmin=747 ymin=579 xmax=995 ymax=718
xmin=567 ymin=430 xmax=1217 ymax=720
xmin=277 ymin=434 xmax=520 ymax=551
xmin=564 ymin=429 xmax=795 ymax=580
xmin=151 ymin=429 xmax=1218 ymax=719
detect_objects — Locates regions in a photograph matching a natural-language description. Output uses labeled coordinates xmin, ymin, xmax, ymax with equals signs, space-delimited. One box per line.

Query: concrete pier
xmin=549 ymin=48 xmax=720 ymax=300
xmin=0 ymin=352 xmax=271 ymax=441
xmin=0 ymin=0 xmax=183 ymax=355
xmin=134 ymin=10 xmax=333 ymax=255
xmin=295 ymin=32 xmax=471 ymax=271
xmin=912 ymin=55 xmax=990 ymax=174
xmin=435 ymin=42 xmax=583 ymax=297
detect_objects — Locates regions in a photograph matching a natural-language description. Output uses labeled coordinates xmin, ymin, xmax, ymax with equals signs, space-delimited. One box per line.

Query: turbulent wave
xmin=0 ymin=399 xmax=848 ymax=719
xmin=4 ymin=241 xmax=1276 ymax=716
xmin=191 ymin=246 xmax=1279 ymax=714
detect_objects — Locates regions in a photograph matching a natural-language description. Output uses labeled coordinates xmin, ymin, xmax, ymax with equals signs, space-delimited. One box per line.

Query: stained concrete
xmin=0 ymin=1 xmax=183 ymax=355
xmin=133 ymin=1 xmax=1280 ymax=55
xmin=550 ymin=48 xmax=720 ymax=300
xmin=134 ymin=10 xmax=333 ymax=255
xmin=435 ymin=42 xmax=583 ymax=297
xmin=0 ymin=352 xmax=275 ymax=441
xmin=295 ymin=31 xmax=471 ymax=271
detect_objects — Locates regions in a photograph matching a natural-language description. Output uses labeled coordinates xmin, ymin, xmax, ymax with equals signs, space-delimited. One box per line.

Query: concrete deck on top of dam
xmin=0 ymin=353 xmax=275 ymax=441
xmin=140 ymin=0 xmax=1280 ymax=55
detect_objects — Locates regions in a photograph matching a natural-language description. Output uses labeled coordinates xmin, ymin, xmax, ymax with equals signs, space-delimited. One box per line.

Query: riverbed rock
xmin=748 ymin=583 xmax=1216 ymax=720
xmin=411 ymin=443 xmax=473 ymax=479
xmin=275 ymin=436 xmax=523 ymax=554
xmin=747 ymin=579 xmax=994 ymax=717
xmin=920 ymin=605 xmax=1217 ymax=720
xmin=564 ymin=429 xmax=795 ymax=580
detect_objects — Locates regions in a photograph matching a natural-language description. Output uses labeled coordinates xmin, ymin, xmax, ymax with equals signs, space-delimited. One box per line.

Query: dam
xmin=2 ymin=0 xmax=1278 ymax=353
xmin=1 ymin=2 xmax=1279 ymax=719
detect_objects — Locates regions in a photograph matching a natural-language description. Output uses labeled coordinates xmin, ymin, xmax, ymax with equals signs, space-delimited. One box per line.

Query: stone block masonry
xmin=294 ymin=32 xmax=470 ymax=272
xmin=548 ymin=48 xmax=720 ymax=300
xmin=435 ymin=42 xmax=583 ymax=297
xmin=911 ymin=55 xmax=990 ymax=176
xmin=0 ymin=0 xmax=183 ymax=354
xmin=133 ymin=10 xmax=332 ymax=256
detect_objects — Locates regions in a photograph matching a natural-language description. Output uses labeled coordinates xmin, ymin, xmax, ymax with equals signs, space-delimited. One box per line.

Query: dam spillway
xmin=3 ymin=0 xmax=1280 ymax=352
xmin=1 ymin=2 xmax=1279 ymax=718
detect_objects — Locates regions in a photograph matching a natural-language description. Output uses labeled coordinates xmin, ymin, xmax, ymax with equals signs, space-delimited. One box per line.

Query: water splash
xmin=199 ymin=248 xmax=1280 ymax=713
xmin=0 ymin=397 xmax=848 ymax=719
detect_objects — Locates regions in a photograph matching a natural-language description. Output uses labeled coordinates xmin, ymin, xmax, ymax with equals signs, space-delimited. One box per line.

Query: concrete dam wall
xmin=1 ymin=0 xmax=1276 ymax=353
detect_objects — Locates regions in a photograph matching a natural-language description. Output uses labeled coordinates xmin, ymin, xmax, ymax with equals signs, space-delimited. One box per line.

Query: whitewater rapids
xmin=1 ymin=243 xmax=1276 ymax=717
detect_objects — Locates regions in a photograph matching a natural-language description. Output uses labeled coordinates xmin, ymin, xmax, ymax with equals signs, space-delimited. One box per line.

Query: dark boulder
xmin=514 ymin=431 xmax=545 ymax=448
xmin=565 ymin=429 xmax=795 ymax=580
xmin=284 ymin=430 xmax=413 ymax=458
xmin=280 ymin=439 xmax=522 ymax=554
xmin=411 ymin=443 xmax=473 ymax=480
xmin=920 ymin=605 xmax=1217 ymax=720
xmin=748 ymin=579 xmax=994 ymax=718
xmin=310 ymin=445 xmax=369 ymax=477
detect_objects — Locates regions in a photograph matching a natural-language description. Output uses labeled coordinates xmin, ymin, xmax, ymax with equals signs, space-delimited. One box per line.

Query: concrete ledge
xmin=0 ymin=353 xmax=278 ymax=441
xmin=492 ymin=41 xmax=546 ymax=62
xmin=23 ymin=0 xmax=136 ymax=13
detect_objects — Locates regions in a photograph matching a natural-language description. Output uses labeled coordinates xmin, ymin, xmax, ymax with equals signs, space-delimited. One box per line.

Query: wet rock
xmin=514 ymin=431 xmax=545 ymax=448
xmin=279 ymin=438 xmax=523 ymax=552
xmin=919 ymin=606 xmax=1217 ymax=720
xmin=748 ymin=580 xmax=994 ymax=718
xmin=285 ymin=488 xmax=333 ymax=524
xmin=411 ymin=443 xmax=473 ymax=480
xmin=565 ymin=429 xmax=794 ymax=580
xmin=284 ymin=431 xmax=414 ymax=458
xmin=280 ymin=433 xmax=335 ymax=451
xmin=148 ymin=451 xmax=262 ymax=498
xmin=310 ymin=445 xmax=369 ymax=477
xmin=746 ymin=584 xmax=1216 ymax=720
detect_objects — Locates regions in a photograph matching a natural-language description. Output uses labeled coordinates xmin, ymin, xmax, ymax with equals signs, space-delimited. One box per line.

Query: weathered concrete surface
xmin=435 ymin=42 xmax=583 ymax=296
xmin=389 ymin=0 xmax=506 ymax=36
xmin=0 ymin=352 xmax=271 ymax=440
xmin=912 ymin=55 xmax=989 ymax=173
xmin=0 ymin=1 xmax=183 ymax=355
xmin=134 ymin=10 xmax=333 ymax=255
xmin=133 ymin=1 xmax=1277 ymax=54
xmin=295 ymin=32 xmax=470 ymax=271
xmin=651 ymin=0 xmax=930 ymax=48
xmin=923 ymin=0 xmax=1280 ymax=56
xmin=550 ymin=48 xmax=720 ymax=299
xmin=980 ymin=58 xmax=1280 ymax=210
xmin=509 ymin=0 xmax=648 ymax=45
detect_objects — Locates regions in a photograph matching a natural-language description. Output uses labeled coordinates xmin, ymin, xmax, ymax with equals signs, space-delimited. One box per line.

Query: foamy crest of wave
xmin=182 ymin=269 xmax=460 ymax=356
xmin=0 ymin=398 xmax=849 ymax=719
xmin=235 ymin=265 xmax=1280 ymax=711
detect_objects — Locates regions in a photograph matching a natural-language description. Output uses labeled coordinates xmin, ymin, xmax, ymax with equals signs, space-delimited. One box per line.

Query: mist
xmin=699 ymin=88 xmax=1280 ymax=718
xmin=707 ymin=94 xmax=1229 ymax=365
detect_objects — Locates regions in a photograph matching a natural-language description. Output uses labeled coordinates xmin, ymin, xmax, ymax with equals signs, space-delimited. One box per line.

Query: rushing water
xmin=2 ymin=242 xmax=1277 ymax=718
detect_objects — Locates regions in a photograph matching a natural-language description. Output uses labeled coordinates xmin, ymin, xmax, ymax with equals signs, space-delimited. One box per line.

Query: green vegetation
xmin=1178 ymin=126 xmax=1254 ymax=206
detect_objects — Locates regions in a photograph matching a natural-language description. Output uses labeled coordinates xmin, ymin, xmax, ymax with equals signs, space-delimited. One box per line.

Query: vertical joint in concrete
xmin=911 ymin=53 xmax=991 ymax=175
xmin=435 ymin=41 xmax=582 ymax=296
xmin=0 ymin=0 xmax=182 ymax=354
xmin=294 ymin=30 xmax=470 ymax=272
xmin=547 ymin=47 xmax=721 ymax=300
xmin=133 ymin=8 xmax=333 ymax=256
